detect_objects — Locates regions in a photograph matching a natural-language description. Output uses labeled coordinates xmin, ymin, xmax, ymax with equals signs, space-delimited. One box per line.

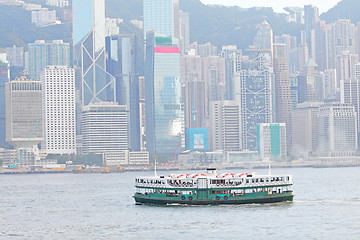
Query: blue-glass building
xmin=185 ymin=128 xmax=208 ymax=151
xmin=145 ymin=33 xmax=183 ymax=156
xmin=73 ymin=0 xmax=115 ymax=106
xmin=0 ymin=60 xmax=11 ymax=148
xmin=143 ymin=0 xmax=179 ymax=40
xmin=106 ymin=35 xmax=141 ymax=151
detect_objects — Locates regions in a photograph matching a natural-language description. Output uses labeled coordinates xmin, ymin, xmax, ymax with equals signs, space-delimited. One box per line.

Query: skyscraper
xmin=209 ymin=100 xmax=242 ymax=152
xmin=143 ymin=0 xmax=180 ymax=40
xmin=299 ymin=58 xmax=323 ymax=103
xmin=73 ymin=0 xmax=115 ymax=106
xmin=273 ymin=44 xmax=292 ymax=144
xmin=27 ymin=40 xmax=70 ymax=81
xmin=0 ymin=57 xmax=10 ymax=148
xmin=5 ymin=75 xmax=43 ymax=150
xmin=253 ymin=20 xmax=273 ymax=52
xmin=233 ymin=49 xmax=274 ymax=151
xmin=106 ymin=34 xmax=141 ymax=151
xmin=145 ymin=33 xmax=183 ymax=157
xmin=41 ymin=66 xmax=76 ymax=155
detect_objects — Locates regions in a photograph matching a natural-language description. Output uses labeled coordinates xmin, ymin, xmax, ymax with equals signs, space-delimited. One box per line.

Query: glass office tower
xmin=145 ymin=32 xmax=183 ymax=157
xmin=0 ymin=60 xmax=11 ymax=148
xmin=73 ymin=0 xmax=115 ymax=106
xmin=106 ymin=35 xmax=141 ymax=151
xmin=143 ymin=0 xmax=180 ymax=40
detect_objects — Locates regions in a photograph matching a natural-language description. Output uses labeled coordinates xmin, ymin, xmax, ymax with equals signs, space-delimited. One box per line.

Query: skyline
xmin=200 ymin=0 xmax=342 ymax=13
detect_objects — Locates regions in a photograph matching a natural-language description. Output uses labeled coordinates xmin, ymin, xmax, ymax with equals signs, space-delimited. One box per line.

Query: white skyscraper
xmin=41 ymin=66 xmax=76 ymax=154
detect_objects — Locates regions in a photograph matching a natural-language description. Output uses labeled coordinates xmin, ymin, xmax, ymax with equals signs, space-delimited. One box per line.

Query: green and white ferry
xmin=133 ymin=168 xmax=294 ymax=205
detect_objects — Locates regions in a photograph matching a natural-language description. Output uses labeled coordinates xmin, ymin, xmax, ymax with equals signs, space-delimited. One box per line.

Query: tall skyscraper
xmin=317 ymin=103 xmax=357 ymax=157
xmin=41 ymin=66 xmax=76 ymax=155
xmin=73 ymin=0 xmax=115 ymax=106
xmin=273 ymin=44 xmax=293 ymax=145
xmin=5 ymin=75 xmax=43 ymax=150
xmin=145 ymin=33 xmax=183 ymax=156
xmin=179 ymin=10 xmax=190 ymax=54
xmin=27 ymin=40 xmax=70 ymax=81
xmin=106 ymin=34 xmax=141 ymax=151
xmin=143 ymin=0 xmax=180 ymax=40
xmin=0 ymin=57 xmax=10 ymax=148
xmin=233 ymin=49 xmax=274 ymax=151
xmin=82 ymin=103 xmax=128 ymax=154
xmin=181 ymin=55 xmax=205 ymax=128
xmin=209 ymin=100 xmax=242 ymax=152
xmin=304 ymin=5 xmax=319 ymax=56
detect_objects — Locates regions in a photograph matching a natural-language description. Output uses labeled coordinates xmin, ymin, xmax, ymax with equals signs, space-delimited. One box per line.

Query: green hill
xmin=320 ymin=0 xmax=360 ymax=23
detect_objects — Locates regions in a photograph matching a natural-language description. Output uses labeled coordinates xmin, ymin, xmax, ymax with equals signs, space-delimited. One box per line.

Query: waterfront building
xmin=257 ymin=123 xmax=287 ymax=161
xmin=73 ymin=0 xmax=116 ymax=106
xmin=209 ymin=100 xmax=241 ymax=152
xmin=0 ymin=148 xmax=17 ymax=166
xmin=291 ymin=102 xmax=323 ymax=157
xmin=143 ymin=0 xmax=180 ymax=40
xmin=5 ymin=75 xmax=42 ymax=151
xmin=317 ymin=103 xmax=358 ymax=157
xmin=41 ymin=66 xmax=76 ymax=155
xmin=233 ymin=49 xmax=274 ymax=151
xmin=105 ymin=34 xmax=141 ymax=151
xmin=27 ymin=40 xmax=70 ymax=81
xmin=103 ymin=151 xmax=149 ymax=166
xmin=0 ymin=57 xmax=11 ymax=149
xmin=145 ymin=33 xmax=183 ymax=157
xmin=82 ymin=103 xmax=128 ymax=154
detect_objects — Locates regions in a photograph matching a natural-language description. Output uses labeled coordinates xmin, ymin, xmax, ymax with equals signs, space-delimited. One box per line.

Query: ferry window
xmin=287 ymin=177 xmax=290 ymax=181
xmin=246 ymin=179 xmax=249 ymax=183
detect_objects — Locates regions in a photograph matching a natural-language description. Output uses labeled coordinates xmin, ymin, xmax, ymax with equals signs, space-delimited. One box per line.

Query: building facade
xmin=82 ymin=103 xmax=128 ymax=154
xmin=145 ymin=33 xmax=183 ymax=157
xmin=257 ymin=123 xmax=287 ymax=161
xmin=209 ymin=100 xmax=242 ymax=152
xmin=41 ymin=66 xmax=76 ymax=155
xmin=5 ymin=75 xmax=43 ymax=149
xmin=105 ymin=34 xmax=141 ymax=151
xmin=27 ymin=40 xmax=70 ymax=81
xmin=317 ymin=103 xmax=357 ymax=157
xmin=73 ymin=0 xmax=116 ymax=106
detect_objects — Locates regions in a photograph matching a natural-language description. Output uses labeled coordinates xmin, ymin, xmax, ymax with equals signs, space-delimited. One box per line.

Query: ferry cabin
xmin=134 ymin=172 xmax=294 ymax=204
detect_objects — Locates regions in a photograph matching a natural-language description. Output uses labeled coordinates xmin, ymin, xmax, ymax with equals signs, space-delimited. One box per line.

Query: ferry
xmin=133 ymin=168 xmax=294 ymax=205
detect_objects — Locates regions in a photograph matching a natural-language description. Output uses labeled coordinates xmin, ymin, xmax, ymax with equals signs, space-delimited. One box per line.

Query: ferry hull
xmin=134 ymin=193 xmax=294 ymax=205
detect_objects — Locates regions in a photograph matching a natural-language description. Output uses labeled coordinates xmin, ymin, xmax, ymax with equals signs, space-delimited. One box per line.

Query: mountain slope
xmin=321 ymin=0 xmax=360 ymax=23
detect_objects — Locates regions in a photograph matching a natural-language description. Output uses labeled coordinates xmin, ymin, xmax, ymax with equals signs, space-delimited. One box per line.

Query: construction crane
xmin=9 ymin=118 xmax=40 ymax=168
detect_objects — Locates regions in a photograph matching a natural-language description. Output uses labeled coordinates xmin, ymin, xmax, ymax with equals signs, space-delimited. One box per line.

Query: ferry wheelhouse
xmin=133 ymin=168 xmax=294 ymax=205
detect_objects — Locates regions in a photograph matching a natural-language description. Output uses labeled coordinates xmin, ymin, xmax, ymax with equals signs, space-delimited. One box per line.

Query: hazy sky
xmin=200 ymin=0 xmax=342 ymax=13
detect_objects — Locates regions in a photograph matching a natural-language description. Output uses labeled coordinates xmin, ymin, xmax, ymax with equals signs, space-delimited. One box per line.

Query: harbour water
xmin=1 ymin=167 xmax=360 ymax=239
